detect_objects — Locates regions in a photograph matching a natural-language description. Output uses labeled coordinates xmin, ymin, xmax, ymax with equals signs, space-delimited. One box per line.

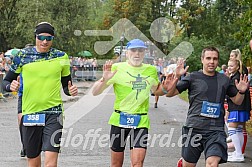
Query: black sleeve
xmin=176 ymin=74 xmax=190 ymax=93
xmin=61 ymin=75 xmax=72 ymax=96
xmin=226 ymin=83 xmax=238 ymax=98
xmin=2 ymin=71 xmax=19 ymax=92
xmin=242 ymin=65 xmax=248 ymax=75
xmin=227 ymin=72 xmax=239 ymax=97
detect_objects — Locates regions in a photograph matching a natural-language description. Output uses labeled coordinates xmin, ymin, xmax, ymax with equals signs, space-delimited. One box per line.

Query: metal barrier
xmin=71 ymin=64 xmax=96 ymax=81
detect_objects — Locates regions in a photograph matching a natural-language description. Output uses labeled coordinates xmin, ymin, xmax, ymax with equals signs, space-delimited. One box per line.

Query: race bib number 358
xmin=23 ymin=114 xmax=46 ymax=126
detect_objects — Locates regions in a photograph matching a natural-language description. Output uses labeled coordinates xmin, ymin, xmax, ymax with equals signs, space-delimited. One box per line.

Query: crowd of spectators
xmin=0 ymin=51 xmax=13 ymax=74
xmin=0 ymin=50 xmax=15 ymax=99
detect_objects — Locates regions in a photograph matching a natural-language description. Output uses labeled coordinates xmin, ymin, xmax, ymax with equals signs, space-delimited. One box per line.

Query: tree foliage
xmin=234 ymin=0 xmax=252 ymax=66
xmin=0 ymin=0 xmax=251 ymax=67
xmin=0 ymin=0 xmax=101 ymax=57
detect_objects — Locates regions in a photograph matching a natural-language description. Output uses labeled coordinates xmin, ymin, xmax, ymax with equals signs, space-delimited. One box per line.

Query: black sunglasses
xmin=36 ymin=35 xmax=54 ymax=41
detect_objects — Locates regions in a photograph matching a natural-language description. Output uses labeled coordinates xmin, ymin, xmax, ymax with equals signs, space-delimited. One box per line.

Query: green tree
xmin=234 ymin=0 xmax=252 ymax=66
xmin=0 ymin=0 xmax=20 ymax=51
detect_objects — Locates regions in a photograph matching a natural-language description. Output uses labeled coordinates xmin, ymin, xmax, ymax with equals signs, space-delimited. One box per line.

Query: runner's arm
xmin=92 ymin=78 xmax=110 ymax=96
xmin=165 ymin=62 xmax=188 ymax=97
xmin=92 ymin=60 xmax=116 ymax=96
xmin=165 ymin=88 xmax=179 ymax=97
xmin=2 ymin=71 xmax=19 ymax=92
xmin=229 ymin=92 xmax=245 ymax=105
xmin=228 ymin=74 xmax=248 ymax=105
xmin=61 ymin=75 xmax=72 ymax=96
xmin=166 ymin=74 xmax=190 ymax=97
xmin=154 ymin=73 xmax=179 ymax=96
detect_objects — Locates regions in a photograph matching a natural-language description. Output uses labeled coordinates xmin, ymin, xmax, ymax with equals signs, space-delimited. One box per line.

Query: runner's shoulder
xmin=50 ymin=48 xmax=67 ymax=58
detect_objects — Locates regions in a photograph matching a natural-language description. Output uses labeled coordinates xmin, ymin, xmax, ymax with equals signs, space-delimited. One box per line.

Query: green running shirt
xmin=11 ymin=47 xmax=70 ymax=115
xmin=107 ymin=62 xmax=159 ymax=129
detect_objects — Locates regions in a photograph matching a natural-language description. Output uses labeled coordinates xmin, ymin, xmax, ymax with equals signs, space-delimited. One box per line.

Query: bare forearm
xmin=153 ymin=83 xmax=166 ymax=96
xmin=92 ymin=79 xmax=109 ymax=96
xmin=230 ymin=92 xmax=245 ymax=105
xmin=166 ymin=88 xmax=179 ymax=97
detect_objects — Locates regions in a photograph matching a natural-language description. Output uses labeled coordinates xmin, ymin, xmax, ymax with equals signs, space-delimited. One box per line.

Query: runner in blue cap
xmin=92 ymin=38 xmax=180 ymax=167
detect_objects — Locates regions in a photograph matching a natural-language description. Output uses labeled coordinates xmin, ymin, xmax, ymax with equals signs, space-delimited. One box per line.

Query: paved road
xmin=0 ymin=83 xmax=251 ymax=166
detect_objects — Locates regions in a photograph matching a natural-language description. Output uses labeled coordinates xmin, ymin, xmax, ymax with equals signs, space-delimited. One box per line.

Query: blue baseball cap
xmin=126 ymin=39 xmax=147 ymax=49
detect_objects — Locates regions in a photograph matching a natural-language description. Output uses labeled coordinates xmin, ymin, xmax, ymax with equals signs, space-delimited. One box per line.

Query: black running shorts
xmin=20 ymin=113 xmax=63 ymax=158
xmin=110 ymin=125 xmax=148 ymax=152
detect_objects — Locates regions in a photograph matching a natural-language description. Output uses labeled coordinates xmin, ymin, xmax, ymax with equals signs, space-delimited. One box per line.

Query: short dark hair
xmin=201 ymin=47 xmax=219 ymax=59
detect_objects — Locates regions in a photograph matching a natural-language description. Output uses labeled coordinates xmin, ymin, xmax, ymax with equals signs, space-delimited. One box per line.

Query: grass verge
xmin=178 ymin=90 xmax=189 ymax=102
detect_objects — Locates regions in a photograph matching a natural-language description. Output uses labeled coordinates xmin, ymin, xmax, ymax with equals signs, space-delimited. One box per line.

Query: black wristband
xmin=238 ymin=91 xmax=245 ymax=94
xmin=6 ymin=84 xmax=11 ymax=92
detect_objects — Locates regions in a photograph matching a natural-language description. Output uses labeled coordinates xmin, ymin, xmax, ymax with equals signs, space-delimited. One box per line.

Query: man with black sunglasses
xmin=2 ymin=22 xmax=78 ymax=167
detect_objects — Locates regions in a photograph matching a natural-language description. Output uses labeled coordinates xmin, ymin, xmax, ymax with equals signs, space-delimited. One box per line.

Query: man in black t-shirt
xmin=165 ymin=47 xmax=249 ymax=167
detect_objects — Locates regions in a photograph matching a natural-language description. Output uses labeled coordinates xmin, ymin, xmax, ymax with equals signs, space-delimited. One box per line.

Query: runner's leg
xmin=110 ymin=126 xmax=130 ymax=167
xmin=129 ymin=128 xmax=148 ymax=167
xmin=181 ymin=159 xmax=196 ymax=167
xmin=44 ymin=151 xmax=59 ymax=167
xmin=27 ymin=155 xmax=41 ymax=167
xmin=154 ymin=95 xmax=159 ymax=108
xmin=130 ymin=148 xmax=146 ymax=167
xmin=42 ymin=113 xmax=63 ymax=166
xmin=205 ymin=156 xmax=221 ymax=167
xmin=111 ymin=151 xmax=124 ymax=167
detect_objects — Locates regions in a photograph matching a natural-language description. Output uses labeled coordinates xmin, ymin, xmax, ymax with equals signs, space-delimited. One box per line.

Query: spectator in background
xmin=0 ymin=52 xmax=4 ymax=59
xmin=153 ymin=59 xmax=163 ymax=108
xmin=92 ymin=58 xmax=98 ymax=80
xmin=249 ymin=39 xmax=252 ymax=120
xmin=247 ymin=67 xmax=251 ymax=83
xmin=219 ymin=64 xmax=227 ymax=74
xmin=250 ymin=39 xmax=252 ymax=52
xmin=162 ymin=57 xmax=169 ymax=67
xmin=226 ymin=59 xmax=251 ymax=162
xmin=0 ymin=52 xmax=4 ymax=73
xmin=166 ymin=58 xmax=177 ymax=75
xmin=229 ymin=48 xmax=249 ymax=156
xmin=229 ymin=49 xmax=248 ymax=75
xmin=4 ymin=57 xmax=12 ymax=72
xmin=0 ymin=57 xmax=4 ymax=73
xmin=248 ymin=67 xmax=252 ymax=86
